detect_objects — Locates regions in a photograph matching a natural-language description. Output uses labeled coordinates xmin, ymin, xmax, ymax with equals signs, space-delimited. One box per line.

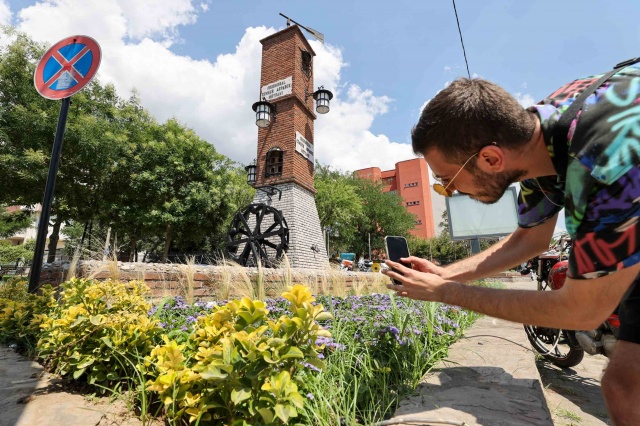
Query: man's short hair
xmin=412 ymin=78 xmax=536 ymax=163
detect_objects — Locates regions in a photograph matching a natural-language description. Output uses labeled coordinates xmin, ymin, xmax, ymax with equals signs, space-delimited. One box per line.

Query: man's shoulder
xmin=538 ymin=65 xmax=640 ymax=185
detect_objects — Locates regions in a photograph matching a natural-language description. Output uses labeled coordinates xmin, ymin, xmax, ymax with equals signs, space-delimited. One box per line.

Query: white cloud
xmin=514 ymin=92 xmax=536 ymax=108
xmin=118 ymin=0 xmax=197 ymax=43
xmin=0 ymin=0 xmax=12 ymax=25
xmin=315 ymin=85 xmax=414 ymax=171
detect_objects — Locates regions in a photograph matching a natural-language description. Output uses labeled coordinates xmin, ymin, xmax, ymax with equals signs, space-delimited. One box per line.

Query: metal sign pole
xmin=28 ymin=97 xmax=71 ymax=293
xmin=470 ymin=238 xmax=481 ymax=255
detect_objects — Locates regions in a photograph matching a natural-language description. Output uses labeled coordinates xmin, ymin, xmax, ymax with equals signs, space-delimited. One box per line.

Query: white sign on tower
xmin=261 ymin=76 xmax=292 ymax=101
xmin=295 ymin=131 xmax=314 ymax=163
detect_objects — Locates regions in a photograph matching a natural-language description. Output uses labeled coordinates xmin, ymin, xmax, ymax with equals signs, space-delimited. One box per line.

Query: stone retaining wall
xmin=39 ymin=260 xmax=390 ymax=301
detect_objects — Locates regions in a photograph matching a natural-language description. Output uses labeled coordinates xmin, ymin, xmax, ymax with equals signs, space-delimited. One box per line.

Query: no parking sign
xmin=34 ymin=35 xmax=101 ymax=100
xmin=28 ymin=35 xmax=101 ymax=293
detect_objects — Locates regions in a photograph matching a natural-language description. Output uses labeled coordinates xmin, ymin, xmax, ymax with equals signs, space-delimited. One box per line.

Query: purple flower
xmin=302 ymin=362 xmax=321 ymax=372
xmin=307 ymin=393 xmax=314 ymax=400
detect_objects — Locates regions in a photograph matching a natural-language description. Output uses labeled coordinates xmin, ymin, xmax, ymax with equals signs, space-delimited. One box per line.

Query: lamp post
xmin=245 ymin=160 xmax=257 ymax=185
xmin=252 ymin=100 xmax=276 ymax=128
xmin=313 ymin=86 xmax=333 ymax=114
xmin=305 ymin=86 xmax=334 ymax=115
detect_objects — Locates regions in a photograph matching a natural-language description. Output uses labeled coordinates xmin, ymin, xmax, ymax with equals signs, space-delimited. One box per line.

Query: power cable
xmin=452 ymin=0 xmax=471 ymax=79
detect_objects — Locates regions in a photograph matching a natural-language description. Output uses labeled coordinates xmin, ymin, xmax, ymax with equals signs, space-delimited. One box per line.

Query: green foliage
xmin=37 ymin=278 xmax=163 ymax=387
xmin=351 ymin=177 xmax=416 ymax=257
xmin=145 ymin=285 xmax=332 ymax=425
xmin=0 ymin=207 xmax=33 ymax=238
xmin=314 ymin=164 xmax=416 ymax=257
xmin=0 ymin=240 xmax=34 ymax=263
xmin=314 ymin=164 xmax=363 ymax=251
xmin=0 ymin=278 xmax=56 ymax=353
xmin=295 ymin=294 xmax=478 ymax=425
xmin=0 ymin=277 xmax=480 ymax=425
xmin=0 ymin=29 xmax=255 ymax=260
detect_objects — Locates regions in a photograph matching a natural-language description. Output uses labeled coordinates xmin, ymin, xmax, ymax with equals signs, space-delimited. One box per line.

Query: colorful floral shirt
xmin=517 ymin=63 xmax=640 ymax=279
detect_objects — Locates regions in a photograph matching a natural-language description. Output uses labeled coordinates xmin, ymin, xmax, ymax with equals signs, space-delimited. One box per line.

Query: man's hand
xmin=401 ymin=256 xmax=446 ymax=276
xmin=383 ymin=259 xmax=451 ymax=302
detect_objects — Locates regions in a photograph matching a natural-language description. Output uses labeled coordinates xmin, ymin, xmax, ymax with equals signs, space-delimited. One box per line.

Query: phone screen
xmin=385 ymin=236 xmax=411 ymax=284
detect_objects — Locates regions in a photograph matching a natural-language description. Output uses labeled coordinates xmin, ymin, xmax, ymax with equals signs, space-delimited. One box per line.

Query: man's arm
xmin=386 ymin=261 xmax=640 ymax=330
xmin=442 ymin=214 xmax=558 ymax=282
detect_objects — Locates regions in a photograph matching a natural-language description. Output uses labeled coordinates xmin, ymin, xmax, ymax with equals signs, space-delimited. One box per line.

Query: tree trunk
xmin=46 ymin=216 xmax=63 ymax=263
xmin=161 ymin=224 xmax=172 ymax=263
xmin=129 ymin=238 xmax=136 ymax=262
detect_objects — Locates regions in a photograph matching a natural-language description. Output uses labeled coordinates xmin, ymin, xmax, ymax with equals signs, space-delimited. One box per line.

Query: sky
xmin=2 ymin=0 xmax=640 ymax=232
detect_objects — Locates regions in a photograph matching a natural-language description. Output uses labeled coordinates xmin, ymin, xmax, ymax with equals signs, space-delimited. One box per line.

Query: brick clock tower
xmin=231 ymin=24 xmax=333 ymax=269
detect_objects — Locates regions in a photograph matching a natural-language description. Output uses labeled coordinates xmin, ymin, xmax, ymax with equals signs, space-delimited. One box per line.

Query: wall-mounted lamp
xmin=305 ymin=86 xmax=334 ymax=114
xmin=245 ymin=160 xmax=257 ymax=185
xmin=252 ymin=98 xmax=276 ymax=128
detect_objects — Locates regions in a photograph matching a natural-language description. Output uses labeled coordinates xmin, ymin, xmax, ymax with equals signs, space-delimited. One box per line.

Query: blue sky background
xmin=171 ymin=0 xmax=640 ymax=144
xmin=4 ymin=0 xmax=639 ymax=160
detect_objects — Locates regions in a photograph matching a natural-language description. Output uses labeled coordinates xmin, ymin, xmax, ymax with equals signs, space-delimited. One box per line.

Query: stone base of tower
xmin=252 ymin=183 xmax=329 ymax=269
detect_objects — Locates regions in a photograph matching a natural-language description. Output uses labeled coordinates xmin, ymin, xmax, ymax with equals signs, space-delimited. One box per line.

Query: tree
xmin=314 ymin=166 xmax=417 ymax=257
xmin=98 ymin=111 xmax=255 ymax=261
xmin=0 ymin=206 xmax=32 ymax=238
xmin=314 ymin=164 xmax=363 ymax=253
xmin=351 ymin=177 xmax=416 ymax=258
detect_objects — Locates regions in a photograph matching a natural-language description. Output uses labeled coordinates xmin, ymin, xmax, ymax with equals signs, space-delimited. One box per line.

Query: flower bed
xmin=0 ymin=278 xmax=478 ymax=425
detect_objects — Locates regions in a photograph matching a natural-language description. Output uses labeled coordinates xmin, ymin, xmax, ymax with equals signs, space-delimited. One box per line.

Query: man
xmin=383 ymin=64 xmax=640 ymax=424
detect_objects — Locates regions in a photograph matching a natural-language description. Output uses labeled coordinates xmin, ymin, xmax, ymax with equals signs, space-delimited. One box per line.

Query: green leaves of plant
xmin=231 ymin=387 xmax=252 ymax=405
xmin=145 ymin=285 xmax=333 ymax=424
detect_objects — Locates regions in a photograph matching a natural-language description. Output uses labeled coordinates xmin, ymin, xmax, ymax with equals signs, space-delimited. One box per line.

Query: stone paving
xmin=389 ymin=279 xmax=610 ymax=426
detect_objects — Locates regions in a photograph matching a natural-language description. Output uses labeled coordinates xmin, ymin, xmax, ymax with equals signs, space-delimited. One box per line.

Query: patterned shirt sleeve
xmin=567 ymin=164 xmax=640 ymax=279
xmin=517 ymin=177 xmax=563 ymax=228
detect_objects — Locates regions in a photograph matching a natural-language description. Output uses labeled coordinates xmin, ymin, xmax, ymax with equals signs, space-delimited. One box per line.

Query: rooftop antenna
xmin=279 ymin=13 xmax=324 ymax=44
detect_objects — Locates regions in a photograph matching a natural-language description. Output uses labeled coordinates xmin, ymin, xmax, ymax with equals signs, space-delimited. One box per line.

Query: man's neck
xmin=515 ymin=114 xmax=557 ymax=180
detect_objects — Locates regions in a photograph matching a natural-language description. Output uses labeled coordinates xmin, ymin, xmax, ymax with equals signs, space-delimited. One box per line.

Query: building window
xmin=406 ymin=201 xmax=420 ymax=206
xmin=404 ymin=182 xmax=419 ymax=188
xmin=265 ymin=147 xmax=283 ymax=177
xmin=301 ymin=50 xmax=312 ymax=78
xmin=416 ymin=219 xmax=422 ymax=225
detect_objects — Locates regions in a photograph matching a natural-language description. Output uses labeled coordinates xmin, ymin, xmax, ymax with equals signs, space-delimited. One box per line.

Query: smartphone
xmin=384 ymin=236 xmax=412 ymax=285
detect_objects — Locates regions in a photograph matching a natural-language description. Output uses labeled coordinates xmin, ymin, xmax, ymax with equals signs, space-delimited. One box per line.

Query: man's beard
xmin=464 ymin=167 xmax=526 ymax=204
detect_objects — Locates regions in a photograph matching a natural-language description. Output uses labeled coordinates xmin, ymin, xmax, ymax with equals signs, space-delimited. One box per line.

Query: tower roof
xmin=260 ymin=25 xmax=317 ymax=56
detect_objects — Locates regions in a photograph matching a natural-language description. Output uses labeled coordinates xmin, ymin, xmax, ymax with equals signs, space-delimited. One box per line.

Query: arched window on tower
xmin=301 ymin=49 xmax=312 ymax=78
xmin=265 ymin=147 xmax=283 ymax=177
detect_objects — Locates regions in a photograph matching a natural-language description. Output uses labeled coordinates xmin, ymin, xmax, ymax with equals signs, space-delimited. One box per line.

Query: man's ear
xmin=477 ymin=144 xmax=505 ymax=172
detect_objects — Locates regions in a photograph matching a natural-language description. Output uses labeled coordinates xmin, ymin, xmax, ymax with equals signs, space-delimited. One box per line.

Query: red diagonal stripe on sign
xmin=44 ymin=46 xmax=91 ymax=87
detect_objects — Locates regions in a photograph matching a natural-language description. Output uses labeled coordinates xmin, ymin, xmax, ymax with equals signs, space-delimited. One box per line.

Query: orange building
xmin=355 ymin=158 xmax=436 ymax=239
